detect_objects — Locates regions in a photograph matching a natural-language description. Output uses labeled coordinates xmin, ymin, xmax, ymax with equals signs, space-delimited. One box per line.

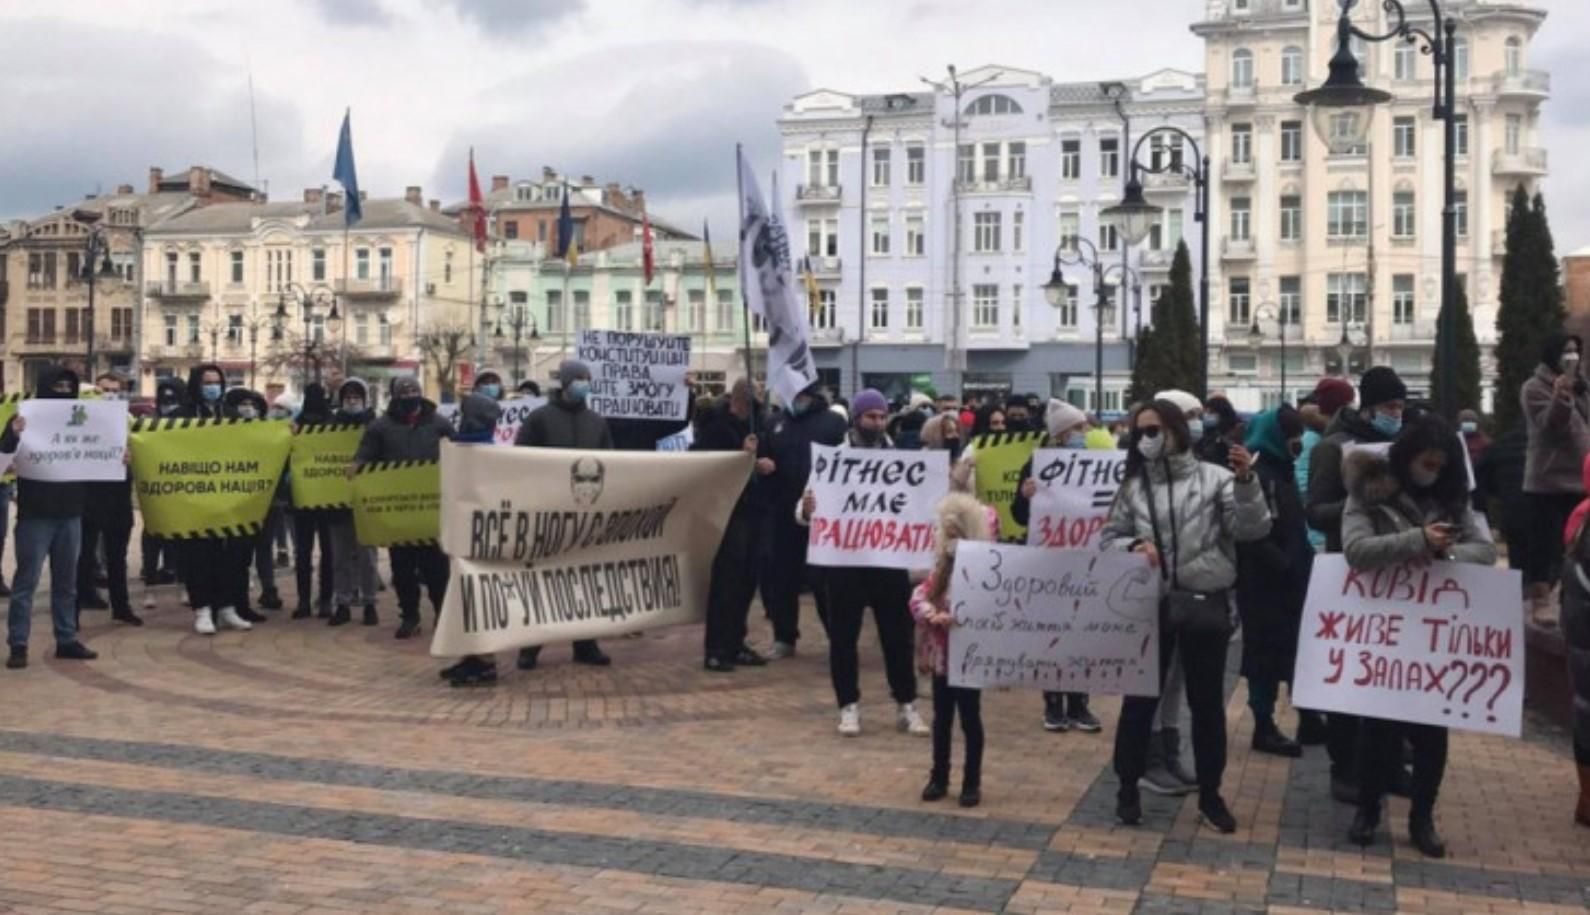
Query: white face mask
xmin=1136 ymin=434 xmax=1166 ymax=461
xmin=1409 ymin=465 xmax=1441 ymax=488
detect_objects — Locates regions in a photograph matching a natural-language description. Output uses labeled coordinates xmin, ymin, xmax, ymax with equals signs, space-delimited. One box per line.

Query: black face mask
xmin=393 ymin=396 xmax=421 ymax=415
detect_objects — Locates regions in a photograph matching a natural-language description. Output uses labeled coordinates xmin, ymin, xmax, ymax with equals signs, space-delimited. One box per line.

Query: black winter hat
xmin=1358 ymin=366 xmax=1407 ymax=410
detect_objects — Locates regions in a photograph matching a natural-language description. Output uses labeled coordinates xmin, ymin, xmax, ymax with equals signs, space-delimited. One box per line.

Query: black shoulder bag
xmin=1141 ymin=461 xmax=1233 ymax=634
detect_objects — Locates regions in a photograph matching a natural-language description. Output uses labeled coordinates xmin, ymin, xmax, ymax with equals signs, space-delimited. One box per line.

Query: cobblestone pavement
xmin=0 ymin=571 xmax=1586 ymax=914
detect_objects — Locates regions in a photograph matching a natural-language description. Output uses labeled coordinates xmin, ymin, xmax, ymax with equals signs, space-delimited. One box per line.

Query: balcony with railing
xmin=1492 ymin=69 xmax=1550 ymax=99
xmin=1492 ymin=147 xmax=1547 ymax=177
xmin=1223 ymin=157 xmax=1255 ymax=181
xmin=1142 ymin=171 xmax=1191 ymax=194
xmin=1223 ymin=83 xmax=1257 ymax=107
xmin=956 ymin=176 xmax=1033 ymax=194
xmin=334 ymin=276 xmax=404 ymax=299
xmin=1385 ymin=319 xmax=1438 ymax=343
xmin=1138 ymin=248 xmax=1174 ymax=269
xmin=145 ymin=280 xmax=211 ymax=301
xmin=808 ymin=255 xmax=843 ymax=278
xmin=1221 ymin=237 xmax=1256 ymax=260
xmin=795 ymin=184 xmax=843 ymax=205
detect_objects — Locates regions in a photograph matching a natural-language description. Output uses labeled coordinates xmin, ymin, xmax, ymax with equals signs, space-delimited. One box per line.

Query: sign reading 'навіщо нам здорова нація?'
xmin=575 ymin=330 xmax=690 ymax=421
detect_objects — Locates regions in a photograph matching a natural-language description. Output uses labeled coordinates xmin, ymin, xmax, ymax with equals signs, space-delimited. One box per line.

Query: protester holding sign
xmin=1011 ymin=399 xmax=1105 ymax=736
xmin=1100 ymin=399 xmax=1270 ymax=833
xmin=472 ymin=368 xmax=505 ymax=402
xmin=1234 ymin=406 xmax=1312 ymax=758
xmin=1557 ymin=452 xmax=1590 ymax=829
xmin=910 ymin=492 xmax=994 ymax=808
xmin=1 ymin=367 xmax=99 ymax=669
xmin=221 ymin=388 xmax=276 ymax=623
xmin=1339 ymin=416 xmax=1496 ymax=858
xmin=291 ymin=384 xmax=337 ymax=620
xmin=325 ymin=379 xmax=379 ymax=627
xmin=797 ymin=389 xmax=929 ymax=739
xmin=512 ymin=360 xmax=615 ymax=674
xmin=764 ymin=381 xmax=847 ymax=658
xmin=353 ymin=376 xmax=455 ymax=640
xmin=434 ymin=393 xmax=504 ymax=687
xmin=77 ymin=372 xmax=140 ymax=627
xmin=692 ymin=380 xmax=775 ymax=673
xmin=138 ymin=378 xmax=186 ymax=593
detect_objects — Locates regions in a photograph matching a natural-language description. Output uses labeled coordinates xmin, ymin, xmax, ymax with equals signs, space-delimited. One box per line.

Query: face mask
xmin=1370 ymin=411 xmax=1402 ymax=438
xmin=568 ymin=380 xmax=591 ymax=403
xmin=1062 ymin=431 xmax=1087 ymax=449
xmin=1460 ymin=421 xmax=1477 ymax=435
xmin=1563 ymin=353 xmax=1581 ymax=374
xmin=1187 ymin=422 xmax=1205 ymax=443
xmin=479 ymin=383 xmax=501 ymax=400
xmin=344 ymin=400 xmax=366 ymax=414
xmin=236 ymin=404 xmax=259 ymax=420
xmin=1136 ymin=433 xmax=1166 ymax=461
xmin=393 ymin=396 xmax=421 ymax=415
xmin=791 ymin=397 xmax=812 ymax=416
xmin=1410 ymin=465 xmax=1441 ymax=488
xmin=201 ymin=384 xmax=222 ymax=403
xmin=98 ymin=390 xmax=123 ymax=400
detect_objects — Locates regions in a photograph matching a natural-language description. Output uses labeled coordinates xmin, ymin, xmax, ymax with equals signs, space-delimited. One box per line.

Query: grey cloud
xmin=311 ymin=0 xmax=394 ymax=27
xmin=0 ymin=19 xmax=306 ymax=221
xmin=431 ymin=40 xmax=807 ymax=230
xmin=442 ymin=0 xmax=586 ymax=34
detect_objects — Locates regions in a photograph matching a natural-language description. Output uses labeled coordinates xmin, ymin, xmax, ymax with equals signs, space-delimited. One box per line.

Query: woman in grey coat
xmin=1521 ymin=333 xmax=1590 ymax=627
xmin=1341 ymin=416 xmax=1496 ymax=859
xmin=1100 ymin=399 xmax=1271 ymax=833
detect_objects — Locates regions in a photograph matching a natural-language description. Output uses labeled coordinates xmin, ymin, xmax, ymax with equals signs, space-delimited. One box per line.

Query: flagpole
xmin=735 ymin=144 xmax=757 ymax=438
xmin=560 ymin=260 xmax=571 ymax=357
xmin=340 ymin=221 xmax=350 ymax=380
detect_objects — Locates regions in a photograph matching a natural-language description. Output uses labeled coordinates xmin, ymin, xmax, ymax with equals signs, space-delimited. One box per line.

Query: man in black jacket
xmin=352 ymin=376 xmax=455 ymax=639
xmin=326 ymin=378 xmax=380 ymax=627
xmin=693 ymin=379 xmax=775 ymax=671
xmin=514 ymin=359 xmax=614 ymax=671
xmin=3 ymin=366 xmax=98 ymax=669
xmin=762 ymin=380 xmax=848 ymax=658
xmin=77 ymin=372 xmax=140 ymax=627
xmin=180 ymin=363 xmax=257 ymax=636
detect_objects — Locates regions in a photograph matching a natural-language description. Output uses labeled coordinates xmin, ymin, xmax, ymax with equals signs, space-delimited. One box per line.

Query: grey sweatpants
xmin=328 ymin=514 xmax=378 ymax=606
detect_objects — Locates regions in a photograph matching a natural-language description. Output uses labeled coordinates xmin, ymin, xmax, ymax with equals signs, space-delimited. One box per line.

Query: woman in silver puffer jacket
xmin=1100 ymin=398 xmax=1271 ymax=833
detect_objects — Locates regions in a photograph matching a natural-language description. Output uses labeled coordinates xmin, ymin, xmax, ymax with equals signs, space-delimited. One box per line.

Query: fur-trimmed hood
xmin=1343 ymin=447 xmax=1398 ymax=507
xmin=934 ymin=492 xmax=991 ymax=563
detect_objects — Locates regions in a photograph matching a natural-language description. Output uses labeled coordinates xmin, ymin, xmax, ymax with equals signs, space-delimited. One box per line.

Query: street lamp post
xmin=1043 ymin=237 xmax=1118 ymax=416
xmin=1296 ymin=0 xmax=1458 ymax=415
xmin=1247 ymin=302 xmax=1288 ymax=402
xmin=493 ymin=300 xmax=539 ymax=388
xmin=1101 ymin=126 xmax=1211 ymax=399
xmin=274 ymin=283 xmax=339 ymax=390
xmin=73 ymin=214 xmax=120 ymax=379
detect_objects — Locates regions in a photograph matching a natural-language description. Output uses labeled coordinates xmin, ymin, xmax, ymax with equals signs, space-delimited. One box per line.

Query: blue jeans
xmin=8 ymin=517 xmax=81 ymax=649
xmin=0 ymin=481 xmax=12 ymax=586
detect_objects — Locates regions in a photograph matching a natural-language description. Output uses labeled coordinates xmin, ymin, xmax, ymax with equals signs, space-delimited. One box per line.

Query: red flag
xmin=642 ymin=208 xmax=655 ymax=286
xmin=467 ymin=148 xmax=487 ymax=253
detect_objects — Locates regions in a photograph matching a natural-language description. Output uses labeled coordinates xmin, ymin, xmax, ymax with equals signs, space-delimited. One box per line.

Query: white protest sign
xmin=656 ymin=426 xmax=694 ymax=452
xmin=493 ymin=396 xmax=547 ymax=445
xmin=1293 ymin=554 xmax=1523 ymax=737
xmin=947 ymin=543 xmax=1160 ymax=695
xmin=576 ymin=329 xmax=690 ymax=421
xmin=806 ymin=443 xmax=947 ymax=569
xmin=1025 ymin=449 xmax=1129 ymax=549
xmin=15 ymin=399 xmax=129 ymax=482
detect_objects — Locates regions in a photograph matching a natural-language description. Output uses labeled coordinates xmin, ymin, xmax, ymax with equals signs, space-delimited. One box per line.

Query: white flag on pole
xmin=738 ymin=148 xmax=817 ymax=408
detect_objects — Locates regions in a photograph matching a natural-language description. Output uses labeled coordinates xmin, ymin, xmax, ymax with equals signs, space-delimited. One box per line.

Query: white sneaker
xmin=768 ymin=641 xmax=795 ymax=660
xmin=216 ymin=606 xmax=253 ymax=631
xmin=193 ymin=607 xmax=216 ymax=636
xmin=142 ymin=594 xmax=157 ymax=610
xmin=898 ymin=702 xmax=929 ymax=736
xmin=837 ymin=703 xmax=861 ymax=737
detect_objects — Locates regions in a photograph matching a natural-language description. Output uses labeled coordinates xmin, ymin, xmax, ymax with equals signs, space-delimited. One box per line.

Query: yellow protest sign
xmin=290 ymin=423 xmax=364 ymax=509
xmin=353 ymin=460 xmax=440 ymax=547
xmin=130 ymin=417 xmax=291 ymax=538
xmin=970 ymin=430 xmax=1045 ymax=543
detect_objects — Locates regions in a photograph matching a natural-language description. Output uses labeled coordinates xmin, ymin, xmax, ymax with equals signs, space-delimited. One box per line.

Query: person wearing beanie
xmin=1521 ymin=333 xmax=1590 ymax=628
xmin=1235 ymin=405 xmax=1313 ymax=759
xmin=764 ymin=381 xmax=848 ymax=659
xmin=1305 ymin=365 xmax=1406 ymax=802
xmin=1009 ymin=399 xmax=1104 ymax=735
xmin=1297 ymin=378 xmax=1356 ymax=555
xmin=353 ymin=376 xmax=456 ymax=642
xmin=796 ymin=389 xmax=927 ymax=739
xmin=512 ymin=359 xmax=616 ymax=675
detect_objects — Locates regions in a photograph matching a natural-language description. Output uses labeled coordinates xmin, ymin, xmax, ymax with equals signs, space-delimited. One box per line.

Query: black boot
xmin=238 ymin=607 xmax=268 ymax=624
xmin=328 ymin=604 xmax=352 ymax=627
xmin=259 ymin=589 xmax=283 ymax=611
xmin=958 ymin=777 xmax=981 ymax=808
xmin=362 ymin=604 xmax=378 ymax=626
xmin=921 ymin=772 xmax=948 ymax=802
xmin=1116 ymin=784 xmax=1143 ymax=826
xmin=394 ymin=612 xmax=420 ymax=639
xmin=1296 ymin=710 xmax=1328 ymax=746
xmin=1197 ymin=792 xmax=1237 ymax=833
xmin=1348 ymin=805 xmax=1379 ymax=847
xmin=112 ymin=609 xmax=144 ymax=627
xmin=517 ymin=646 xmax=541 ymax=670
xmin=1408 ymin=811 xmax=1446 ymax=858
xmin=291 ymin=603 xmax=312 ymax=620
xmin=572 ymin=641 xmax=611 ymax=666
xmin=1251 ymin=717 xmax=1303 ymax=758
xmin=6 ymin=646 xmax=26 ymax=670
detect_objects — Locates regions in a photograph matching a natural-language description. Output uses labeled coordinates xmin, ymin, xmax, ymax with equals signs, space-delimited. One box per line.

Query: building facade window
xmin=973 ymin=212 xmax=1001 ymax=253
xmin=229 ymin=251 xmax=244 ymax=285
xmin=1231 ymin=123 xmax=1253 ymax=164
xmin=871 ymin=147 xmax=890 ymax=186
xmin=1394 ymin=116 xmax=1417 ymax=158
xmin=812 ymin=289 xmax=836 ymax=330
xmin=1280 ymin=120 xmax=1303 ymax=162
xmin=1454 ymin=115 xmax=1469 ymax=157
xmin=163 ymin=314 xmax=178 ymax=347
xmin=1393 ymin=274 xmax=1416 ymax=325
xmin=1099 ymin=137 xmax=1119 ymax=178
xmin=957 ymin=144 xmax=975 ymax=183
xmin=355 ymin=248 xmax=370 ymax=280
xmin=1280 ymin=195 xmax=1303 ymax=241
xmin=1098 ymin=223 xmax=1118 ymax=252
xmin=906 ymin=145 xmax=925 ymax=185
xmin=1505 ymin=114 xmax=1522 ymax=155
xmin=869 ymin=287 xmax=889 ymax=330
xmin=870 ymin=216 xmax=891 ymax=255
xmin=614 ymin=290 xmax=633 ymax=331
xmin=1060 ymin=139 xmax=1081 ymax=180
xmin=1057 ymin=286 xmax=1079 ymax=329
xmin=1058 ymin=211 xmax=1080 ymax=248
xmin=1454 ymin=190 xmax=1468 ymax=237
xmin=1326 ymin=273 xmax=1368 ymax=323
xmin=1230 ymin=197 xmax=1251 ymax=241
xmin=1505 ymin=36 xmax=1523 ymax=76
xmin=1453 ymin=36 xmax=1469 ymax=81
xmin=545 ymin=289 xmax=564 ymax=333
xmin=972 ymin=284 xmax=999 ymax=328
xmin=1231 ymin=48 xmax=1254 ymax=88
xmin=1327 ymin=190 xmax=1368 ymax=238
xmin=1229 ymin=276 xmax=1251 ymax=325
xmin=1008 ymin=141 xmax=1027 ymax=180
xmin=905 ymin=287 xmax=924 ymax=330
xmin=905 ymin=215 xmax=925 ymax=256
xmin=1393 ymin=191 xmax=1416 ymax=237
xmin=1279 ymin=275 xmax=1302 ymax=325
xmin=1281 ymin=45 xmax=1304 ymax=86
xmin=687 ymin=289 xmax=705 ymax=332
xmin=645 ymin=291 xmax=665 ymax=331
xmin=716 ymin=289 xmax=734 ymax=332
xmin=982 ymin=142 xmax=1000 ymax=182
xmin=807 ymin=148 xmax=839 ymax=187
xmin=573 ymin=290 xmax=590 ymax=331
xmin=1013 ymin=210 xmax=1025 ymax=253
xmin=807 ymin=218 xmax=839 ymax=258
xmin=379 ymin=312 xmax=392 ymax=344
xmin=1394 ymin=42 xmax=1417 ymax=81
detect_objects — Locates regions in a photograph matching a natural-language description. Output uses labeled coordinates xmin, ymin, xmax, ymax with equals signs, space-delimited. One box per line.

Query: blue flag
xmin=333 ymin=109 xmax=362 ymax=227
xmin=555 ymin=184 xmax=577 ymax=265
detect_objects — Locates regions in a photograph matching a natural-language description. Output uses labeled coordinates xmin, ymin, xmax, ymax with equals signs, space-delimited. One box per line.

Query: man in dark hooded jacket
xmin=514 ymin=359 xmax=614 ymax=671
xmin=222 ymin=387 xmax=273 ymax=622
xmin=77 ymin=372 xmax=140 ymax=626
xmin=290 ymin=383 xmax=336 ymax=618
xmin=2 ymin=366 xmax=98 ymax=668
xmin=353 ymin=375 xmax=455 ymax=639
xmin=140 ymin=377 xmax=187 ymax=587
xmin=179 ymin=363 xmax=257 ymax=635
xmin=761 ymin=381 xmax=847 ymax=657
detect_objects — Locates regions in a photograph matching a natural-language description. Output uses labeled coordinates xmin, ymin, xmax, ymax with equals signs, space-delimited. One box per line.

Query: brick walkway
xmin=0 ymin=570 xmax=1586 ymax=914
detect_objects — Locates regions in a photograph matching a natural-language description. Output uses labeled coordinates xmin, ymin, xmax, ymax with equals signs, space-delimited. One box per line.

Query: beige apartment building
xmin=140 ymin=187 xmax=472 ymax=401
xmin=1194 ymin=0 xmax=1548 ymax=410
xmin=0 ymin=166 xmax=257 ymax=393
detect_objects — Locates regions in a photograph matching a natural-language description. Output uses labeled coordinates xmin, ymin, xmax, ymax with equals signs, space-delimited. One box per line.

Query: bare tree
xmin=259 ymin=329 xmax=368 ymax=389
xmin=416 ymin=323 xmax=475 ymax=401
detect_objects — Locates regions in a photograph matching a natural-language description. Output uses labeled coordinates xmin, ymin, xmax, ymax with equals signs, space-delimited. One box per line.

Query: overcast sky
xmin=2 ymin=0 xmax=1585 ymax=252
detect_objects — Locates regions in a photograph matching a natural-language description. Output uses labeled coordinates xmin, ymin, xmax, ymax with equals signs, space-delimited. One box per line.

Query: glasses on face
xmin=1135 ymin=426 xmax=1162 ymax=439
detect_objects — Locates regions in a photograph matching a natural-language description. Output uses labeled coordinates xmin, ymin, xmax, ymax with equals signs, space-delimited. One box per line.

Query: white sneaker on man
xmin=768 ymin=641 xmax=795 ymax=660
xmin=216 ymin=606 xmax=253 ymax=631
xmin=837 ymin=703 xmax=861 ymax=737
xmin=193 ymin=608 xmax=216 ymax=636
xmin=897 ymin=702 xmax=929 ymax=736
